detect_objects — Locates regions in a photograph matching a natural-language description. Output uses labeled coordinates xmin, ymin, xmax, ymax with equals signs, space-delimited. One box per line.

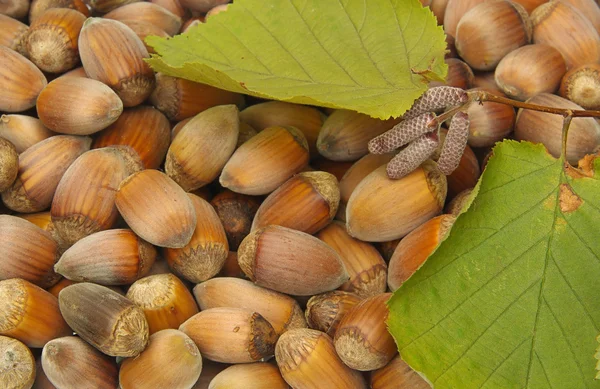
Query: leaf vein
xmin=433 ymin=279 xmax=542 ymax=384
xmin=403 ymin=237 xmax=546 ymax=351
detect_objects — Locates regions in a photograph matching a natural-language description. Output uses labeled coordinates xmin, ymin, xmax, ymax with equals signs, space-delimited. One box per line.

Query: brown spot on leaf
xmin=559 ymin=183 xmax=582 ymax=213
xmin=574 ymin=154 xmax=599 ymax=177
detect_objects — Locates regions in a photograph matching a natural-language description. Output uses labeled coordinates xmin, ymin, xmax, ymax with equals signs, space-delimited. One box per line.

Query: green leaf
xmin=388 ymin=140 xmax=600 ymax=388
xmin=146 ymin=0 xmax=447 ymax=119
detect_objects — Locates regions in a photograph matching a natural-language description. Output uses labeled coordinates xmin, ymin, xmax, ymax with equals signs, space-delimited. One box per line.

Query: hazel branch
xmin=469 ymin=90 xmax=600 ymax=118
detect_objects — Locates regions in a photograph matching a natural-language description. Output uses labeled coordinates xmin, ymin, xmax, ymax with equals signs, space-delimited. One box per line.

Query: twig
xmin=468 ymin=90 xmax=600 ymax=118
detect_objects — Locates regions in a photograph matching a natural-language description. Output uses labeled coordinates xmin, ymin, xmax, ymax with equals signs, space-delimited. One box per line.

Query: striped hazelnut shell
xmin=119 ymin=329 xmax=202 ymax=389
xmin=78 ymin=18 xmax=156 ymax=107
xmin=1 ymin=135 xmax=92 ymax=213
xmin=275 ymin=328 xmax=367 ymax=389
xmin=220 ymin=126 xmax=309 ymax=196
xmin=150 ymin=73 xmax=245 ymax=121
xmin=165 ymin=104 xmax=239 ymax=192
xmin=346 ymin=161 xmax=447 ymax=242
xmin=239 ymin=101 xmax=324 ymax=159
xmin=92 ymin=106 xmax=171 ymax=169
xmin=0 ymin=14 xmax=28 ymax=55
xmin=26 ymin=8 xmax=86 ymax=74
xmin=317 ymin=110 xmax=401 ymax=162
xmin=0 ymin=278 xmax=71 ymax=347
xmin=42 ymin=336 xmax=119 ymax=389
xmin=54 ymin=229 xmax=156 ymax=285
xmin=36 ymin=76 xmax=124 ymax=136
xmin=104 ymin=2 xmax=182 ymax=36
xmin=58 ymin=282 xmax=149 ymax=357
xmin=388 ymin=214 xmax=456 ymax=290
xmin=163 ymin=193 xmax=229 ymax=283
xmin=126 ymin=273 xmax=199 ymax=335
xmin=305 ymin=291 xmax=362 ymax=337
xmin=179 ymin=307 xmax=278 ymax=364
xmin=115 ymin=169 xmax=197 ymax=248
xmin=252 ymin=171 xmax=340 ymax=235
xmin=0 ymin=215 xmax=61 ymax=288
xmin=0 ymin=137 xmax=18 ymax=193
xmin=237 ymin=225 xmax=349 ymax=296
xmin=0 ymin=46 xmax=47 ymax=113
xmin=0 ymin=115 xmax=55 ymax=154
xmin=334 ymin=293 xmax=397 ymax=371
xmin=208 ymin=363 xmax=289 ymax=389
xmin=51 ymin=147 xmax=142 ymax=247
xmin=316 ymin=221 xmax=387 ymax=298
xmin=193 ymin=277 xmax=307 ymax=336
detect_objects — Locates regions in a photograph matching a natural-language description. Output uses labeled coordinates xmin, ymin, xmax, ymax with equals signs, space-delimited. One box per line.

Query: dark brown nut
xmin=79 ymin=18 xmax=156 ymax=107
xmin=37 ymin=76 xmax=123 ymax=135
xmin=92 ymin=106 xmax=171 ymax=170
xmin=210 ymin=189 xmax=261 ymax=251
xmin=58 ymin=282 xmax=149 ymax=357
xmin=26 ymin=8 xmax=85 ymax=73
xmin=0 ymin=278 xmax=71 ymax=348
xmin=0 ymin=215 xmax=60 ymax=288
xmin=51 ymin=147 xmax=142 ymax=247
xmin=42 ymin=336 xmax=119 ymax=389
xmin=1 ymin=135 xmax=91 ymax=213
xmin=193 ymin=277 xmax=306 ymax=336
xmin=180 ymin=307 xmax=278 ymax=364
xmin=0 ymin=46 xmax=47 ymax=113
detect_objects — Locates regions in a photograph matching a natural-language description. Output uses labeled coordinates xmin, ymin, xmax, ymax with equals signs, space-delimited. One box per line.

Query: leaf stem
xmin=561 ymin=115 xmax=573 ymax=163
